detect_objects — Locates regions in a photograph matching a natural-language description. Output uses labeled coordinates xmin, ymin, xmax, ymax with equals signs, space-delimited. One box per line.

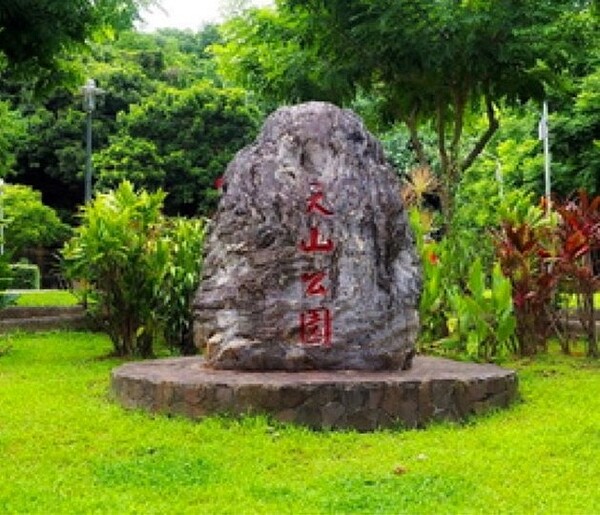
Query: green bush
xmin=158 ymin=217 xmax=206 ymax=355
xmin=9 ymin=263 xmax=40 ymax=289
xmin=3 ymin=184 xmax=71 ymax=258
xmin=62 ymin=181 xmax=205 ymax=357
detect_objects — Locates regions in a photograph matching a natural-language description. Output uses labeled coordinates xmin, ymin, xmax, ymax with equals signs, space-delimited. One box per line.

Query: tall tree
xmin=0 ymin=0 xmax=149 ymax=90
xmin=95 ymin=81 xmax=260 ymax=215
xmin=215 ymin=0 xmax=596 ymax=222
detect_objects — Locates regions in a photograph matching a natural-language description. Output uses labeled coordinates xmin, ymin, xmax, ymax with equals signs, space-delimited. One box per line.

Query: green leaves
xmin=96 ymin=81 xmax=259 ymax=216
xmin=62 ymin=181 xmax=205 ymax=357
xmin=446 ymin=258 xmax=517 ymax=361
xmin=2 ymin=184 xmax=71 ymax=257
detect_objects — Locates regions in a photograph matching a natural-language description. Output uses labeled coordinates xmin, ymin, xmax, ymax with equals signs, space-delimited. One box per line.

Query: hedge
xmin=9 ymin=264 xmax=41 ymax=290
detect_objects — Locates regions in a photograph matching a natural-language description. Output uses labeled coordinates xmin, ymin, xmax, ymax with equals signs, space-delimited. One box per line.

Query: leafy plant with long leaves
xmin=446 ymin=259 xmax=517 ymax=361
xmin=554 ymin=191 xmax=600 ymax=356
xmin=158 ymin=217 xmax=206 ymax=355
xmin=495 ymin=213 xmax=559 ymax=356
xmin=62 ymin=182 xmax=169 ymax=357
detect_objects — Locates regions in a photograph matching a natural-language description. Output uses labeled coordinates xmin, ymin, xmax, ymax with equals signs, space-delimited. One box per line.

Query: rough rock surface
xmin=111 ymin=356 xmax=519 ymax=431
xmin=193 ymin=101 xmax=421 ymax=371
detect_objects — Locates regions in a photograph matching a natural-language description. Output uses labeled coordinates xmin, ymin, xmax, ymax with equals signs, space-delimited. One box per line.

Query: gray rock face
xmin=193 ymin=101 xmax=421 ymax=371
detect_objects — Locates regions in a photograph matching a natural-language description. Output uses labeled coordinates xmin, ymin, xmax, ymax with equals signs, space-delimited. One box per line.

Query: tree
xmin=215 ymin=0 xmax=596 ymax=222
xmin=95 ymin=81 xmax=260 ymax=215
xmin=0 ymin=0 xmax=148 ymax=91
xmin=7 ymin=26 xmax=244 ymax=219
xmin=0 ymin=99 xmax=24 ymax=175
xmin=552 ymin=68 xmax=600 ymax=197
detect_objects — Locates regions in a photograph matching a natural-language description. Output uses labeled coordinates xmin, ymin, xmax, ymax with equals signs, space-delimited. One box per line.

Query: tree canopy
xmin=214 ymin=0 xmax=598 ymax=218
xmin=0 ymin=0 xmax=148 ymax=90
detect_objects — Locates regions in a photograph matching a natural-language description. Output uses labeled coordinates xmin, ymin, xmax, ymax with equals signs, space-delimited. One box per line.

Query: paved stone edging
xmin=111 ymin=356 xmax=518 ymax=431
xmin=0 ymin=306 xmax=88 ymax=332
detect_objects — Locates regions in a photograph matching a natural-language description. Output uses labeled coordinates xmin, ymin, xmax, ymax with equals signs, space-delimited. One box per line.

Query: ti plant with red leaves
xmin=554 ymin=191 xmax=600 ymax=357
xmin=495 ymin=220 xmax=559 ymax=356
xmin=496 ymin=191 xmax=600 ymax=357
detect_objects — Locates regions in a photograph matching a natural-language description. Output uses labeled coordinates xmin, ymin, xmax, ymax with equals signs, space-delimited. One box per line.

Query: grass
xmin=9 ymin=289 xmax=80 ymax=307
xmin=1 ymin=331 xmax=600 ymax=514
xmin=560 ymin=291 xmax=600 ymax=309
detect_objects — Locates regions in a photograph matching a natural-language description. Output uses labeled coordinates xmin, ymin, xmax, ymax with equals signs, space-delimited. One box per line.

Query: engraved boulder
xmin=193 ymin=101 xmax=421 ymax=371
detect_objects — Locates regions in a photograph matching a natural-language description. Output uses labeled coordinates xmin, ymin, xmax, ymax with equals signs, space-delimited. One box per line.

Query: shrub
xmin=495 ymin=192 xmax=600 ymax=357
xmin=157 ymin=217 xmax=206 ymax=355
xmin=446 ymin=260 xmax=517 ymax=360
xmin=495 ymin=216 xmax=559 ymax=356
xmin=62 ymin=181 xmax=205 ymax=357
xmin=410 ymin=208 xmax=517 ymax=360
xmin=3 ymin=184 xmax=70 ymax=258
xmin=9 ymin=263 xmax=41 ymax=289
xmin=0 ymin=255 xmax=18 ymax=308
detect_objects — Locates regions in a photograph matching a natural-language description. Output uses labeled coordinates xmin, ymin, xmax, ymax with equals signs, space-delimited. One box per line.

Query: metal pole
xmin=541 ymin=101 xmax=551 ymax=216
xmin=85 ymin=110 xmax=93 ymax=203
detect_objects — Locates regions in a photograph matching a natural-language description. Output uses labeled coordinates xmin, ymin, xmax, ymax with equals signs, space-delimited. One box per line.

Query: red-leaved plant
xmin=554 ymin=191 xmax=600 ymax=357
xmin=496 ymin=191 xmax=600 ymax=357
xmin=495 ymin=220 xmax=558 ymax=356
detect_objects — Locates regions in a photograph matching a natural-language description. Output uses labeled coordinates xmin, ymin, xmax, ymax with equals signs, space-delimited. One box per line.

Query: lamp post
xmin=81 ymin=79 xmax=104 ymax=203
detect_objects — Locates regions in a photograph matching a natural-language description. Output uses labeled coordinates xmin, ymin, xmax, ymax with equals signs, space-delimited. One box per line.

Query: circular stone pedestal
xmin=111 ymin=357 xmax=518 ymax=431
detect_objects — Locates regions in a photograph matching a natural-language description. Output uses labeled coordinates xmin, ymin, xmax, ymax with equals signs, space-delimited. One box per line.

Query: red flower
xmin=428 ymin=252 xmax=439 ymax=265
xmin=214 ymin=176 xmax=225 ymax=190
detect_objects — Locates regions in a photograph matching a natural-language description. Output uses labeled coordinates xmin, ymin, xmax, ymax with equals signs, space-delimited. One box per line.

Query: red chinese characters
xmin=299 ymin=182 xmax=334 ymax=346
xmin=300 ymin=308 xmax=332 ymax=346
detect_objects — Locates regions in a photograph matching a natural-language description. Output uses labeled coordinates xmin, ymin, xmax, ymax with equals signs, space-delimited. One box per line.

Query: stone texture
xmin=111 ymin=356 xmax=518 ymax=431
xmin=193 ymin=101 xmax=421 ymax=371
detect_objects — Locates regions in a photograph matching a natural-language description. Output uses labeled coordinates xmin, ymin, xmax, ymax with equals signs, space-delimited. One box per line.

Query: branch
xmin=437 ymin=100 xmax=449 ymax=176
xmin=461 ymin=94 xmax=499 ymax=173
xmin=450 ymin=88 xmax=467 ymax=163
xmin=404 ymin=107 xmax=429 ymax=168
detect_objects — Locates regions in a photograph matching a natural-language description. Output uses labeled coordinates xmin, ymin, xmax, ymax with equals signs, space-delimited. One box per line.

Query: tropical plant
xmin=62 ymin=181 xmax=206 ymax=357
xmin=446 ymin=260 xmax=517 ymax=360
xmin=62 ymin=182 xmax=168 ymax=357
xmin=495 ymin=214 xmax=559 ymax=356
xmin=554 ymin=192 xmax=600 ymax=356
xmin=157 ymin=217 xmax=206 ymax=355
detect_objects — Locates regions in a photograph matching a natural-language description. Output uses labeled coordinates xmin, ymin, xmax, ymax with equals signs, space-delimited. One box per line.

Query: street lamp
xmin=81 ymin=78 xmax=104 ymax=203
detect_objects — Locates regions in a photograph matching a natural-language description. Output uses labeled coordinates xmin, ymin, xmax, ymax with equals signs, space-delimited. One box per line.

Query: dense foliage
xmin=0 ymin=0 xmax=597 ymax=360
xmin=214 ymin=0 xmax=599 ymax=220
xmin=62 ymin=182 xmax=205 ymax=357
xmin=495 ymin=193 xmax=600 ymax=357
xmin=95 ymin=80 xmax=259 ymax=215
xmin=0 ymin=0 xmax=146 ymax=92
xmin=2 ymin=183 xmax=70 ymax=258
xmin=4 ymin=27 xmax=259 ymax=218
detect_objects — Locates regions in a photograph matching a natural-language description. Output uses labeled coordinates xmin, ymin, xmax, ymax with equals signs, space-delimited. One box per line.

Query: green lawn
xmin=11 ymin=289 xmax=80 ymax=307
xmin=1 ymin=332 xmax=599 ymax=514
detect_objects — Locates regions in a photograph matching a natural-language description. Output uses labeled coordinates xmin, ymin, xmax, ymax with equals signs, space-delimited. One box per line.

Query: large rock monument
xmin=193 ymin=101 xmax=421 ymax=371
xmin=111 ymin=102 xmax=518 ymax=431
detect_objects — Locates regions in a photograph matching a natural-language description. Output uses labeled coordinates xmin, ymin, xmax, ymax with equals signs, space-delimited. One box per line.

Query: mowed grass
xmin=12 ymin=290 xmax=79 ymax=307
xmin=1 ymin=332 xmax=599 ymax=514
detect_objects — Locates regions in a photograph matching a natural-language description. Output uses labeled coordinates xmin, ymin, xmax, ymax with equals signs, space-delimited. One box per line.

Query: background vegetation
xmin=1 ymin=1 xmax=598 ymax=357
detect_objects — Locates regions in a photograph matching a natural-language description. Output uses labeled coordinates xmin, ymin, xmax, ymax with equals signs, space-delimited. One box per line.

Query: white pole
xmin=539 ymin=101 xmax=551 ymax=216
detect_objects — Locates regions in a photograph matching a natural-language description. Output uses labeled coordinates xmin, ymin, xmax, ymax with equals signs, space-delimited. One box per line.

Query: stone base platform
xmin=111 ymin=356 xmax=518 ymax=431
